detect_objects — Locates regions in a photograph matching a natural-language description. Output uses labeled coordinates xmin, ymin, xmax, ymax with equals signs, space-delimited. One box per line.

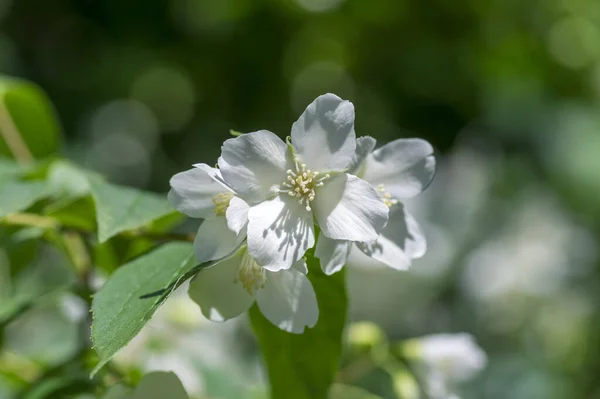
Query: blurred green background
xmin=1 ymin=0 xmax=600 ymax=398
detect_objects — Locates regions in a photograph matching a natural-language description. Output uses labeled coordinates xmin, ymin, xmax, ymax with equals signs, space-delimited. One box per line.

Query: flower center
xmin=377 ymin=184 xmax=398 ymax=208
xmin=278 ymin=158 xmax=330 ymax=211
xmin=235 ymin=251 xmax=267 ymax=295
xmin=212 ymin=192 xmax=234 ymax=216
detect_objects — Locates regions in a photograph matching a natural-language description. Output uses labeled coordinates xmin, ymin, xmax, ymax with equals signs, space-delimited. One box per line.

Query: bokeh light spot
xmin=290 ymin=61 xmax=355 ymax=115
xmin=547 ymin=16 xmax=600 ymax=69
xmin=131 ymin=66 xmax=196 ymax=132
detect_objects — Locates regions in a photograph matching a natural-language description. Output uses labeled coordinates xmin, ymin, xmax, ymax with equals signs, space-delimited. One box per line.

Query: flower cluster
xmin=169 ymin=94 xmax=435 ymax=333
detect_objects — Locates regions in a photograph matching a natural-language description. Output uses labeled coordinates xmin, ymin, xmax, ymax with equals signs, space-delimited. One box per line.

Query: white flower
xmin=187 ymin=245 xmax=318 ymax=334
xmin=316 ymin=136 xmax=435 ymax=274
xmin=168 ymin=163 xmax=250 ymax=263
xmin=169 ymin=164 xmax=318 ymax=333
xmin=217 ymin=93 xmax=389 ymax=271
xmin=406 ymin=333 xmax=487 ymax=399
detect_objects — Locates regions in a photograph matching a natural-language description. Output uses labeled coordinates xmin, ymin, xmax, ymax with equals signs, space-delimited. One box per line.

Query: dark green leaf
xmin=91 ymin=242 xmax=200 ymax=376
xmin=88 ymin=178 xmax=175 ymax=243
xmin=250 ymin=248 xmax=348 ymax=399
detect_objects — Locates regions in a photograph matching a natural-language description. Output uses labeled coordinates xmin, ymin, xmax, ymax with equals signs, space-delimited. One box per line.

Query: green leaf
xmin=0 ymin=245 xmax=75 ymax=324
xmin=329 ymin=385 xmax=383 ymax=399
xmin=45 ymin=196 xmax=97 ymax=232
xmin=91 ymin=242 xmax=201 ymax=376
xmin=0 ymin=76 xmax=62 ymax=160
xmin=88 ymin=178 xmax=175 ymax=243
xmin=0 ymin=249 xmax=11 ymax=302
xmin=0 ymin=179 xmax=49 ymax=217
xmin=0 ymin=156 xmax=23 ymax=178
xmin=132 ymin=372 xmax=189 ymax=399
xmin=249 ymin=248 xmax=348 ymax=399
xmin=47 ymin=159 xmax=91 ymax=198
xmin=102 ymin=384 xmax=133 ymax=399
xmin=5 ymin=302 xmax=80 ymax=367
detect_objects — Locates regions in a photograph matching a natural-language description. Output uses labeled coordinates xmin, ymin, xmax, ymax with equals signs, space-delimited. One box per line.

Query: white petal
xmin=346 ymin=136 xmax=377 ymax=176
xmin=291 ymin=93 xmax=356 ymax=171
xmin=313 ymin=174 xmax=389 ymax=242
xmin=247 ymin=195 xmax=315 ymax=272
xmin=363 ymin=138 xmax=435 ymax=199
xmin=356 ymin=203 xmax=426 ymax=270
xmin=218 ymin=130 xmax=289 ymax=203
xmin=226 ymin=196 xmax=249 ymax=235
xmin=256 ymin=268 xmax=318 ymax=334
xmin=168 ymin=164 xmax=231 ymax=219
xmin=194 ymin=217 xmax=245 ymax=262
xmin=292 ymin=258 xmax=308 ymax=275
xmin=315 ymin=235 xmax=352 ymax=275
xmin=188 ymin=249 xmax=254 ymax=322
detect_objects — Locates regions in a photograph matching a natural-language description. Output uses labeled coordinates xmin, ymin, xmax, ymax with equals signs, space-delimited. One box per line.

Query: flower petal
xmin=168 ymin=164 xmax=231 ymax=219
xmin=355 ymin=203 xmax=426 ymax=270
xmin=291 ymin=93 xmax=356 ymax=171
xmin=315 ymin=235 xmax=352 ymax=275
xmin=218 ymin=130 xmax=289 ymax=203
xmin=313 ymin=174 xmax=389 ymax=242
xmin=188 ymin=249 xmax=254 ymax=322
xmin=194 ymin=217 xmax=245 ymax=262
xmin=347 ymin=136 xmax=377 ymax=176
xmin=256 ymin=268 xmax=319 ymax=334
xmin=363 ymin=138 xmax=435 ymax=199
xmin=247 ymin=195 xmax=315 ymax=272
xmin=292 ymin=258 xmax=308 ymax=275
xmin=226 ymin=196 xmax=250 ymax=235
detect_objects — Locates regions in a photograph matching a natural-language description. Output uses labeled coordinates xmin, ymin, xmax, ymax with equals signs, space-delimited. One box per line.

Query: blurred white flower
xmin=217 ymin=93 xmax=388 ymax=272
xmin=188 ymin=245 xmax=318 ymax=334
xmin=462 ymin=190 xmax=595 ymax=302
xmin=316 ymin=136 xmax=435 ymax=274
xmin=113 ymin=284 xmax=250 ymax=396
xmin=406 ymin=333 xmax=487 ymax=399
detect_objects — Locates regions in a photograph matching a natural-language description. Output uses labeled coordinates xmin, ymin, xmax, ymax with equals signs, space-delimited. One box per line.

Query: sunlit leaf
xmin=47 ymin=159 xmax=91 ymax=198
xmin=91 ymin=242 xmax=202 ymax=376
xmin=89 ymin=178 xmax=175 ymax=243
xmin=250 ymin=244 xmax=347 ymax=399
xmin=0 ymin=76 xmax=62 ymax=160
